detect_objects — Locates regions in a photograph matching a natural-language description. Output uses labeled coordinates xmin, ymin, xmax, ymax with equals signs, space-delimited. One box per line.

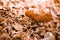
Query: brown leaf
xmin=0 ymin=17 xmax=4 ymax=23
xmin=25 ymin=10 xmax=53 ymax=23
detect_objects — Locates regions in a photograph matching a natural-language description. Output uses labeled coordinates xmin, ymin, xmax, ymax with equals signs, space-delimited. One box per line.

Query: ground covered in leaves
xmin=0 ymin=0 xmax=60 ymax=40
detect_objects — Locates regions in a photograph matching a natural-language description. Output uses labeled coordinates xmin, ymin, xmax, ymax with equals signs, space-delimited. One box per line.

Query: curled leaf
xmin=25 ymin=10 xmax=53 ymax=23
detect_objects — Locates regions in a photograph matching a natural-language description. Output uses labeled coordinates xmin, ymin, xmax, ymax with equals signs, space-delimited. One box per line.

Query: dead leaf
xmin=25 ymin=10 xmax=53 ymax=23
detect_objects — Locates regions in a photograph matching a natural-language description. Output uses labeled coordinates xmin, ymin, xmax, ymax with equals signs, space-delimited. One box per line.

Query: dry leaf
xmin=25 ymin=10 xmax=53 ymax=23
xmin=0 ymin=17 xmax=4 ymax=23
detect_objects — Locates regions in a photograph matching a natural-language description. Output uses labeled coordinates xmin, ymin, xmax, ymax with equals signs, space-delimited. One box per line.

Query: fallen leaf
xmin=25 ymin=10 xmax=53 ymax=23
